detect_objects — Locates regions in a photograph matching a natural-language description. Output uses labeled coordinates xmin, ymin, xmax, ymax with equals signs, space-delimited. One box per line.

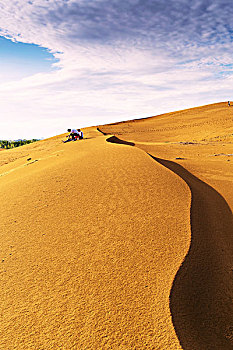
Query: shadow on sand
xmin=106 ymin=136 xmax=135 ymax=146
xmin=149 ymin=155 xmax=233 ymax=350
xmin=105 ymin=133 xmax=233 ymax=349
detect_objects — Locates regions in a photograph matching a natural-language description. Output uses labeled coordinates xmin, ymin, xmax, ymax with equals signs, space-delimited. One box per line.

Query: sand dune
xmin=157 ymin=158 xmax=233 ymax=349
xmin=1 ymin=102 xmax=233 ymax=349
xmin=99 ymin=102 xmax=233 ymax=349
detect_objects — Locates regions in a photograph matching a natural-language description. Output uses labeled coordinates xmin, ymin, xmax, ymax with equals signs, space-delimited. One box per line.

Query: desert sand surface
xmin=99 ymin=102 xmax=233 ymax=349
xmin=0 ymin=102 xmax=232 ymax=349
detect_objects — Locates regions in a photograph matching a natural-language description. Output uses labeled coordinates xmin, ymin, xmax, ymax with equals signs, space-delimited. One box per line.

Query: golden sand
xmin=0 ymin=102 xmax=233 ymax=349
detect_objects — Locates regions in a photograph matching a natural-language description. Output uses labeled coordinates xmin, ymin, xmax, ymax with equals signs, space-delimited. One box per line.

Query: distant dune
xmin=0 ymin=102 xmax=232 ymax=349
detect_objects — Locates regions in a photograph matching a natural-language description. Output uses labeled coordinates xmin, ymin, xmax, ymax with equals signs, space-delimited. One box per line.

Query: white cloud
xmin=0 ymin=0 xmax=233 ymax=139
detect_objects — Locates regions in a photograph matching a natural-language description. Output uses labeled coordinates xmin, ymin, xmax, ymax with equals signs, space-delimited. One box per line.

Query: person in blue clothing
xmin=63 ymin=128 xmax=79 ymax=142
xmin=77 ymin=129 xmax=83 ymax=139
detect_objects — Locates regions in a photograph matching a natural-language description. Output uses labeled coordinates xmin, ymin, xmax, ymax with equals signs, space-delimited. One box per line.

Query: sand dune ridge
xmin=152 ymin=157 xmax=233 ymax=349
xmin=106 ymin=132 xmax=233 ymax=349
xmin=1 ymin=103 xmax=233 ymax=349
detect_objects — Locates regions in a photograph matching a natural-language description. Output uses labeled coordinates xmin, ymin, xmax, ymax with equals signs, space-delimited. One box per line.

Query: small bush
xmin=0 ymin=139 xmax=40 ymax=149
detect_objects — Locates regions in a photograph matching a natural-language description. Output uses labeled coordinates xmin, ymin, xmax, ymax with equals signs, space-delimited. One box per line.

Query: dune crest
xmin=155 ymin=157 xmax=233 ymax=349
xmin=100 ymin=102 xmax=233 ymax=349
xmin=0 ymin=127 xmax=190 ymax=348
xmin=1 ymin=102 xmax=233 ymax=348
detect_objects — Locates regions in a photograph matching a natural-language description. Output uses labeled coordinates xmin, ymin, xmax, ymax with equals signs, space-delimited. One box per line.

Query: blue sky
xmin=0 ymin=0 xmax=233 ymax=139
xmin=0 ymin=36 xmax=58 ymax=81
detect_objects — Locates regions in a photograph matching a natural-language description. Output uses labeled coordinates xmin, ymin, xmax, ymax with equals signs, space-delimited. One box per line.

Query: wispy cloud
xmin=0 ymin=0 xmax=233 ymax=138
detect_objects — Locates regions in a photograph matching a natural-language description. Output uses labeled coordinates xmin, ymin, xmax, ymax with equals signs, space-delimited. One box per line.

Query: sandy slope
xmin=100 ymin=102 xmax=233 ymax=218
xmin=100 ymin=102 xmax=233 ymax=349
xmin=1 ymin=102 xmax=232 ymax=349
xmin=0 ymin=128 xmax=190 ymax=348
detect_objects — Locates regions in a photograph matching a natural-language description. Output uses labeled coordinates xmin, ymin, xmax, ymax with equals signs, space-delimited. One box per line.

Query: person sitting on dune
xmin=77 ymin=129 xmax=84 ymax=139
xmin=63 ymin=128 xmax=79 ymax=143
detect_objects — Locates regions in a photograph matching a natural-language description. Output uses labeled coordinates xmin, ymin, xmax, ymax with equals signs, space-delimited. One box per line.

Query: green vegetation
xmin=0 ymin=139 xmax=39 ymax=149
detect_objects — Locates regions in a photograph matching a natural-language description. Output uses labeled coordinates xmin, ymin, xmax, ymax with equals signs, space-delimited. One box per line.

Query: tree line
xmin=0 ymin=139 xmax=39 ymax=149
